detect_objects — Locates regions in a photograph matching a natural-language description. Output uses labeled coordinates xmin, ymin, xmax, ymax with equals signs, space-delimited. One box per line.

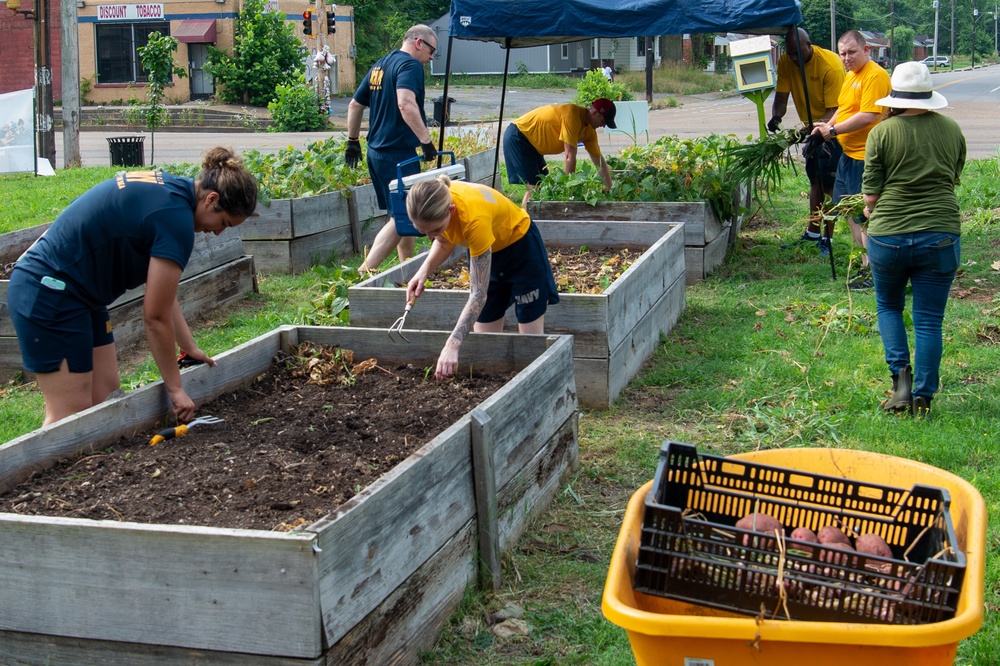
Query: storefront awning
xmin=174 ymin=19 xmax=217 ymax=44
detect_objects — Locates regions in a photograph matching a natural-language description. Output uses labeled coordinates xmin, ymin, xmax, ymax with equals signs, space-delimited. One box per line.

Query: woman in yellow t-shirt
xmin=404 ymin=176 xmax=559 ymax=379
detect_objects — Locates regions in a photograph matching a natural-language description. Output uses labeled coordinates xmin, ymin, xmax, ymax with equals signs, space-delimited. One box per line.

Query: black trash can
xmin=107 ymin=136 xmax=145 ymax=167
xmin=432 ymin=96 xmax=456 ymax=127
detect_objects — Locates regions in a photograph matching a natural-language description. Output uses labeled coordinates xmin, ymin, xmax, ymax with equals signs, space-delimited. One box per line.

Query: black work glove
xmin=766 ymin=116 xmax=782 ymax=133
xmin=420 ymin=141 xmax=438 ymax=162
xmin=345 ymin=139 xmax=362 ymax=168
xmin=801 ymin=131 xmax=825 ymax=162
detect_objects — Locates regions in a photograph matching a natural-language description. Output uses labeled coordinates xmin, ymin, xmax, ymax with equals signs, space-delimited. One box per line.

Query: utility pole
xmin=831 ymin=0 xmax=837 ymax=50
xmin=933 ymin=0 xmax=940 ymax=69
xmin=61 ymin=0 xmax=81 ymax=167
xmin=951 ymin=0 xmax=956 ymax=70
xmin=34 ymin=0 xmax=56 ymax=167
xmin=972 ymin=4 xmax=979 ymax=69
xmin=889 ymin=0 xmax=895 ymax=67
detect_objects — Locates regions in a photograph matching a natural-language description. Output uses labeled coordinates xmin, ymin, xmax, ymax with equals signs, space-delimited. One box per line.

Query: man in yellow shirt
xmin=770 ymin=28 xmax=845 ymax=255
xmin=503 ymin=99 xmax=617 ymax=208
xmin=812 ymin=30 xmax=892 ymax=289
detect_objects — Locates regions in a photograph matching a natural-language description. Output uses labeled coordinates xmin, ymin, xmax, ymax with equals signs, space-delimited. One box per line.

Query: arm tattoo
xmin=451 ymin=251 xmax=491 ymax=344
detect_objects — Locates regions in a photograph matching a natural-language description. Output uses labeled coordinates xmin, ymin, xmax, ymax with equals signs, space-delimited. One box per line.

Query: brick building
xmin=0 ymin=0 xmax=354 ymax=105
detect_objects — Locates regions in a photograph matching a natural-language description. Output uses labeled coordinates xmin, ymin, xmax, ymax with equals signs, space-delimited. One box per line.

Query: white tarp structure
xmin=0 ymin=89 xmax=34 ymax=175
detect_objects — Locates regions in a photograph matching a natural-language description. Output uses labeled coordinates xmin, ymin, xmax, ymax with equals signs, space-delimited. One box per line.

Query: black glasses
xmin=421 ymin=39 xmax=437 ymax=57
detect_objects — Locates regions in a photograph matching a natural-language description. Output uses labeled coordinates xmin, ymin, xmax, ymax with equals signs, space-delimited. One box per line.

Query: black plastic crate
xmin=634 ymin=441 xmax=966 ymax=625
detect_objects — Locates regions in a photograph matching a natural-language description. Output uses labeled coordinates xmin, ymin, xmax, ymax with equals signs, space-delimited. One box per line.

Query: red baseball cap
xmin=591 ymin=98 xmax=617 ymax=129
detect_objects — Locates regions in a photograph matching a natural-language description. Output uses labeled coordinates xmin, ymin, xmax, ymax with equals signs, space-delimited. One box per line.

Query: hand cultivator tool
xmin=149 ymin=415 xmax=225 ymax=446
xmin=387 ymin=295 xmax=417 ymax=343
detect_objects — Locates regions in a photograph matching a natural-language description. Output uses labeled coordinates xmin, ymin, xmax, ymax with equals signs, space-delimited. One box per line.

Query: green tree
xmin=890 ymin=25 xmax=916 ymax=63
xmin=351 ymin=0 xmax=449 ymax=81
xmin=205 ymin=0 xmax=305 ymax=107
xmin=138 ymin=32 xmax=186 ymax=165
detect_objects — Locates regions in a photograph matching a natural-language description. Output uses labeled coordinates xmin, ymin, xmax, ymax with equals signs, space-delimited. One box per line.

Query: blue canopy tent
xmin=436 ymin=0 xmax=805 ymax=186
xmin=448 ymin=0 xmax=803 ymax=47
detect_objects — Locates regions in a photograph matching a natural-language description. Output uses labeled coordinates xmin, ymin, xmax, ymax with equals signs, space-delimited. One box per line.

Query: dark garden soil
xmin=429 ymin=245 xmax=642 ymax=293
xmin=0 ymin=342 xmax=512 ymax=531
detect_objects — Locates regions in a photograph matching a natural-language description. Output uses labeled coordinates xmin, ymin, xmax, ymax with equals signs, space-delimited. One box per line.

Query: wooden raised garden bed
xmin=0 ymin=325 xmax=578 ymax=665
xmin=239 ymin=151 xmax=498 ymax=274
xmin=528 ymin=200 xmax=735 ymax=285
xmin=349 ymin=219 xmax=686 ymax=409
xmin=0 ymin=225 xmax=256 ymax=382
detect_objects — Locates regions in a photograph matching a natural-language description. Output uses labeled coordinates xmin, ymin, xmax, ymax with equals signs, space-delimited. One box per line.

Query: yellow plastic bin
xmin=602 ymin=448 xmax=986 ymax=666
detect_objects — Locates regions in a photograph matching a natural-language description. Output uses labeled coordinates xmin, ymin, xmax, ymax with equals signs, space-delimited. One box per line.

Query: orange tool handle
xmin=149 ymin=423 xmax=189 ymax=446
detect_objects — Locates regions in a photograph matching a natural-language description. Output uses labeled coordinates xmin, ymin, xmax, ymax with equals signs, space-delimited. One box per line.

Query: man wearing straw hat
xmin=860 ymin=61 xmax=965 ymax=419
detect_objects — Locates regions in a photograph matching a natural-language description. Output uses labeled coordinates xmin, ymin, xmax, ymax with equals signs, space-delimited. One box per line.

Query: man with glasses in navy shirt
xmin=347 ymin=24 xmax=439 ymax=274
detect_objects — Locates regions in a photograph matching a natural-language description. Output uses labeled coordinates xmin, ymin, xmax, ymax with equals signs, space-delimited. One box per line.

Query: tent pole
xmin=437 ymin=35 xmax=455 ymax=167
xmin=792 ymin=24 xmax=836 ymax=280
xmin=492 ymin=37 xmax=513 ymax=190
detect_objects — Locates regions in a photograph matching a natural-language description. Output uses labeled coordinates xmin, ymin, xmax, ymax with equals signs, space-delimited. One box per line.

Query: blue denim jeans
xmin=867 ymin=232 xmax=961 ymax=400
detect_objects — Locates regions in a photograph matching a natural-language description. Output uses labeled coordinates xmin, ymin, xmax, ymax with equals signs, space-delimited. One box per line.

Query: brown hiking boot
xmin=911 ymin=396 xmax=932 ymax=419
xmin=881 ymin=366 xmax=912 ymax=412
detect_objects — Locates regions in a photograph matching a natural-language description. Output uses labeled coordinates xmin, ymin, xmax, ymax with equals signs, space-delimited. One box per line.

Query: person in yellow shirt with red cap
xmin=403 ymin=176 xmax=559 ymax=379
xmin=503 ymin=99 xmax=617 ymax=208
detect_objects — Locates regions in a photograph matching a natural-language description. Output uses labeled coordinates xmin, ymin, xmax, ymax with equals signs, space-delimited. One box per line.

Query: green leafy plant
xmin=573 ymin=69 xmax=634 ymax=105
xmin=205 ymin=0 xmax=305 ymax=107
xmin=268 ymin=77 xmax=328 ymax=132
xmin=535 ymin=133 xmax=747 ymax=219
xmin=138 ymin=32 xmax=187 ymax=164
xmin=296 ymin=264 xmax=359 ymax=326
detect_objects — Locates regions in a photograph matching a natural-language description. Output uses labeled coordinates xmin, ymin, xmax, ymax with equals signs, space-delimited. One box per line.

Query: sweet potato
xmin=817 ymin=525 xmax=852 ymax=546
xmin=855 ymin=533 xmax=893 ymax=558
xmin=790 ymin=527 xmax=819 ymax=543
xmin=787 ymin=526 xmax=819 ymax=556
xmin=735 ymin=512 xmax=784 ymax=535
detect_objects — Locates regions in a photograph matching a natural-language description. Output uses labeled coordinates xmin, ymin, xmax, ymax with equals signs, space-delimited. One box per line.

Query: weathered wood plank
xmin=312 ymin=422 xmax=475 ymax=647
xmin=476 ymin=335 xmax=577 ymax=490
xmin=471 ymin=408 xmax=501 ymax=590
xmin=603 ymin=223 xmax=684 ymax=352
xmin=238 ymin=198 xmax=293 ymax=239
xmin=0 ymin=330 xmax=284 ymax=493
xmin=0 ymin=630 xmax=328 ymax=666
xmin=0 ymin=231 xmax=250 ymax=334
xmin=108 ymin=256 xmax=256 ymax=349
xmin=535 ymin=219 xmax=675 ymax=247
xmin=309 ymin=332 xmax=575 ymax=648
xmin=0 ymin=516 xmax=321 ymax=657
xmin=0 ymin=326 xmax=578 ymax=662
xmin=497 ymin=415 xmax=579 ymax=549
xmin=289 ymin=191 xmax=350 ymax=238
xmin=321 ymin=523 xmax=476 ymax=666
xmin=703 ymin=222 xmax=732 ymax=278
xmin=0 ymin=222 xmax=52 ymax=263
xmin=572 ymin=358 xmax=610 ymax=410
xmin=685 ymin=246 xmax=706 ymax=285
xmin=287 ymin=226 xmax=354 ymax=272
xmin=607 ymin=270 xmax=686 ymax=405
xmin=528 ymin=200 xmax=722 ymax=245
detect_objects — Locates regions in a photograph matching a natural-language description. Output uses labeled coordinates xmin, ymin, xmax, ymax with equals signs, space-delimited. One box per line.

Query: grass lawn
xmin=1 ymin=157 xmax=998 ymax=664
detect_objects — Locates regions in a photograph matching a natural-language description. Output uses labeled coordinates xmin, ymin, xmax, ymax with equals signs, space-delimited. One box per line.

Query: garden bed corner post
xmin=470 ymin=407 xmax=501 ymax=590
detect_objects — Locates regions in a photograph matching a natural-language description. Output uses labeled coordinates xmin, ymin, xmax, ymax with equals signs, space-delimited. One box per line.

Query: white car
xmin=921 ymin=56 xmax=951 ymax=68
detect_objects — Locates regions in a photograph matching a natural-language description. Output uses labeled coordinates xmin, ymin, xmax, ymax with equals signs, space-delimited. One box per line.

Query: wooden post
xmin=470 ymin=408 xmax=500 ymax=590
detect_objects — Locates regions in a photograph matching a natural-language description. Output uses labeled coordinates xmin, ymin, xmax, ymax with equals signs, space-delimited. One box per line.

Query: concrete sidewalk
xmin=61 ymin=90 xmax=759 ymax=168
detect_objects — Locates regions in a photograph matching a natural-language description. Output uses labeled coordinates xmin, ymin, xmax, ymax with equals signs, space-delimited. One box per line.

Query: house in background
xmin=428 ymin=13 xmax=674 ymax=76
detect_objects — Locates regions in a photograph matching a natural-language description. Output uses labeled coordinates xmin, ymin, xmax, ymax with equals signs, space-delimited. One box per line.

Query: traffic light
xmin=302 ymin=10 xmax=313 ymax=36
xmin=326 ymin=13 xmax=336 ymax=34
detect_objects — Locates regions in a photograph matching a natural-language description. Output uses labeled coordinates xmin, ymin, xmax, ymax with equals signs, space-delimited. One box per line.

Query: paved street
xmin=54 ymin=65 xmax=999 ymax=168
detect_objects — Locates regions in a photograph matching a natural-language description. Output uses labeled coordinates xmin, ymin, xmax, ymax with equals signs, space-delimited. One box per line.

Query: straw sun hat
xmin=876 ymin=61 xmax=948 ymax=109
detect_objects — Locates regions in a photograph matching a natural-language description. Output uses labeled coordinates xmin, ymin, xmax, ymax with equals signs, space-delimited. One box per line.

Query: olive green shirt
xmin=862 ymin=112 xmax=966 ymax=236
